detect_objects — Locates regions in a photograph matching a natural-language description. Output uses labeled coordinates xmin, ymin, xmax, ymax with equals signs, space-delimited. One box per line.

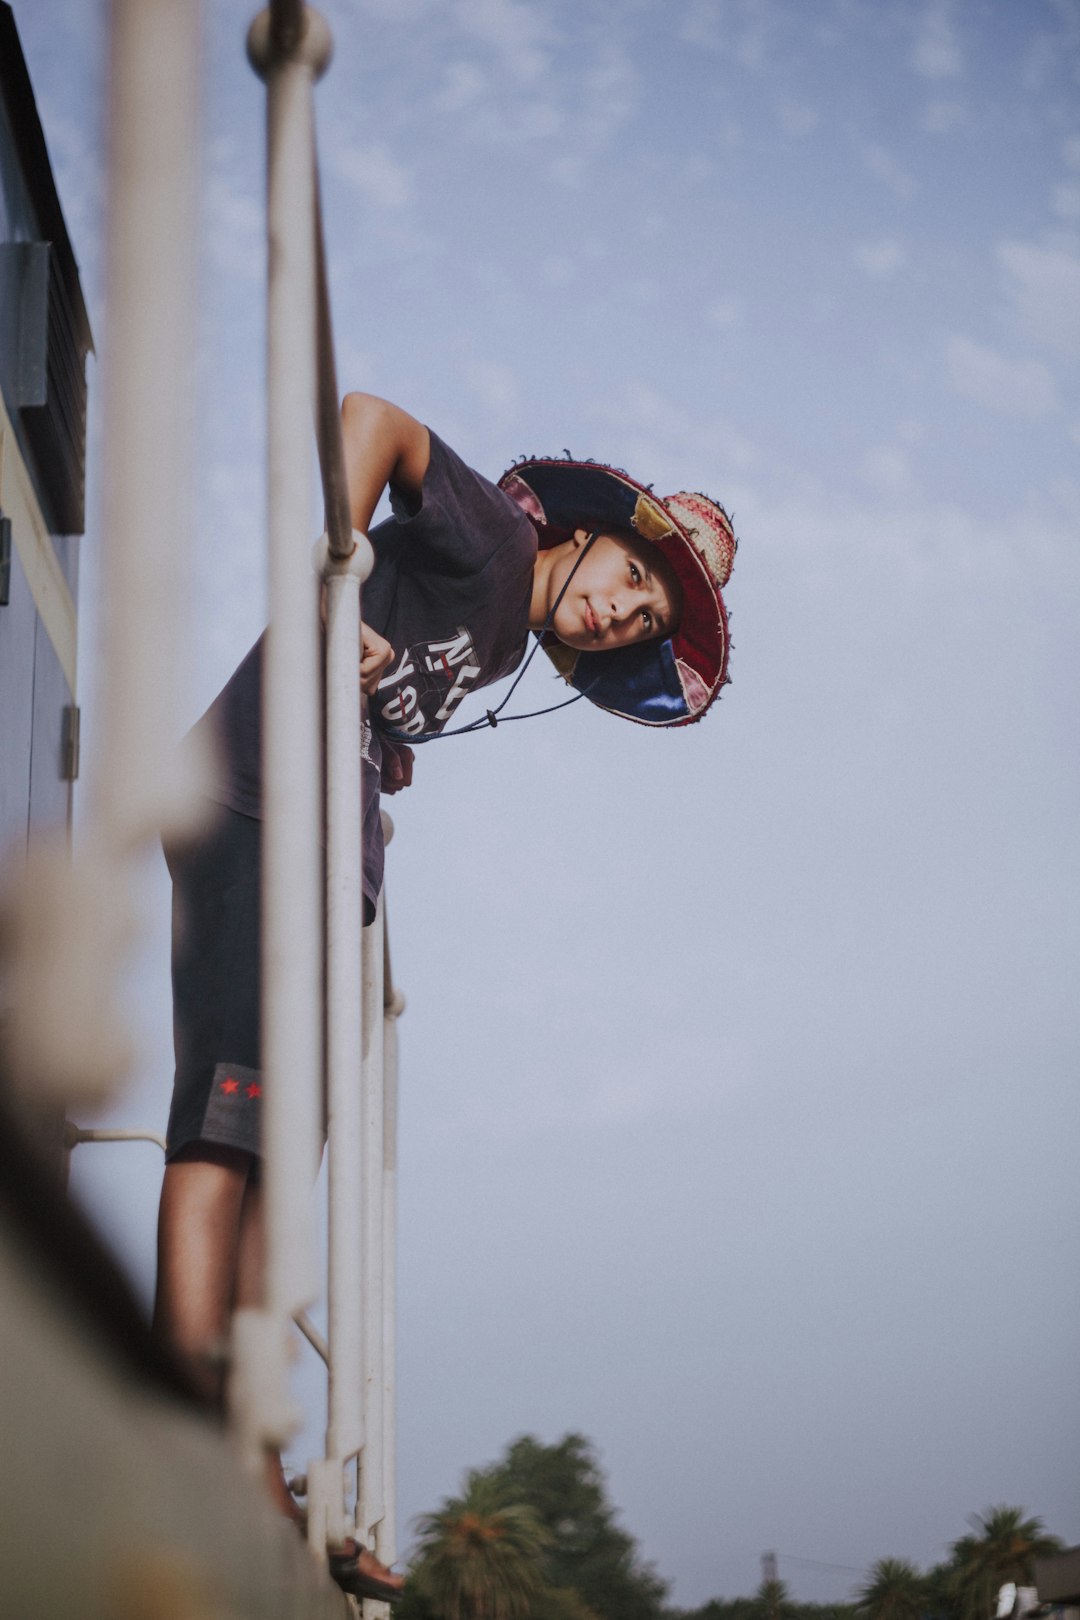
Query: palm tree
xmin=856 ymin=1558 xmax=927 ymax=1620
xmin=922 ymin=1559 xmax=961 ymax=1620
xmin=949 ymin=1506 xmax=1062 ymax=1620
xmin=412 ymin=1470 xmax=552 ymax=1620
xmin=754 ymin=1578 xmax=794 ymax=1620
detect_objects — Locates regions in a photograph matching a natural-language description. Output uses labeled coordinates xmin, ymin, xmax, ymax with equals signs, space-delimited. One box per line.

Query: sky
xmin=12 ymin=0 xmax=1080 ymax=1608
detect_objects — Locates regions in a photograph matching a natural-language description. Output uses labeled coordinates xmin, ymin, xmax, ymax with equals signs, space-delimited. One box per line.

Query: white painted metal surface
xmin=235 ymin=3 xmax=333 ymax=1462
xmin=3 ymin=0 xmax=201 ymax=1109
xmin=244 ymin=5 xmax=402 ymax=1570
xmin=66 ymin=1126 xmax=168 ymax=1154
xmin=380 ymin=966 xmax=405 ymax=1574
xmin=313 ymin=532 xmax=373 ymax=1546
xmin=358 ymin=886 xmax=386 ymax=1545
xmin=96 ymin=0 xmax=201 ymax=845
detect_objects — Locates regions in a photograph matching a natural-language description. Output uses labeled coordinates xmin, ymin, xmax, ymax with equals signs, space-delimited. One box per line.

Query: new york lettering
xmin=375 ymin=626 xmax=481 ymax=735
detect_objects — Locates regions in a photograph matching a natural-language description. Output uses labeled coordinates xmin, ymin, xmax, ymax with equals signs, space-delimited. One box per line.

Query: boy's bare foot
xmin=328 ymin=1538 xmax=405 ymax=1602
xmin=263 ymin=1456 xmax=401 ymax=1599
xmin=354 ymin=1546 xmax=403 ymax=1590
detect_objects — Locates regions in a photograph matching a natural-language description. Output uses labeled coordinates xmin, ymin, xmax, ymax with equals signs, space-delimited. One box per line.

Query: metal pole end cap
xmin=312 ymin=529 xmax=375 ymax=582
xmin=246 ymin=7 xmax=334 ymax=82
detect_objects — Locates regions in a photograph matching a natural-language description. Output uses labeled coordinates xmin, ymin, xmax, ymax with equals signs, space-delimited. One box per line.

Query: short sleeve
xmin=386 ymin=430 xmax=528 ymax=574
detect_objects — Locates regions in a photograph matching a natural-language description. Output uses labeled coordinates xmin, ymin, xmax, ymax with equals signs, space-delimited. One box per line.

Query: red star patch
xmin=221 ymin=1077 xmax=239 ymax=1095
xmin=245 ymin=1081 xmax=262 ymax=1100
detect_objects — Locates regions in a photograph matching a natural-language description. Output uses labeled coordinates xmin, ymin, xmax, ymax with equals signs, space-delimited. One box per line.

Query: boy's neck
xmin=528 ymin=541 xmax=571 ymax=633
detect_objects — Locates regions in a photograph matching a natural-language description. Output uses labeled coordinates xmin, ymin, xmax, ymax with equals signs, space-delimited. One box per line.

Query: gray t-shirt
xmin=190 ymin=431 xmax=536 ymax=915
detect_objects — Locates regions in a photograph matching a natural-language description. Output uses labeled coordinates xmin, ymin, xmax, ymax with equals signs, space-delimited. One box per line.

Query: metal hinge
xmin=0 ymin=512 xmax=11 ymax=605
xmin=62 ymin=705 xmax=80 ymax=781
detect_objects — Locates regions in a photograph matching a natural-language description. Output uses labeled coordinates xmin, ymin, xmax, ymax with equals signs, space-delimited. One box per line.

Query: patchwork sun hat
xmin=499 ymin=455 xmax=736 ymax=727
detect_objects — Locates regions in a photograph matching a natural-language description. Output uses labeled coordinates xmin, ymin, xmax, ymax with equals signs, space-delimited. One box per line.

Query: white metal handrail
xmin=65 ymin=1126 xmax=168 ymax=1155
xmin=245 ymin=0 xmax=401 ymax=1584
xmin=65 ymin=1125 xmax=340 ymax=1395
xmin=380 ymin=933 xmax=405 ymax=1574
xmin=233 ymin=5 xmax=329 ymax=1469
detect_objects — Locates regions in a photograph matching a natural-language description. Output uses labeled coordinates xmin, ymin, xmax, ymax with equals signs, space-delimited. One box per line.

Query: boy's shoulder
xmin=384 ymin=430 xmax=535 ymax=570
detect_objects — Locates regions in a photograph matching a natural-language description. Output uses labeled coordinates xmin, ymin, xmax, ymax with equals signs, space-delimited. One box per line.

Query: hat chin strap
xmin=540 ymin=528 xmax=599 ymax=634
xmin=381 ymin=533 xmax=601 ymax=745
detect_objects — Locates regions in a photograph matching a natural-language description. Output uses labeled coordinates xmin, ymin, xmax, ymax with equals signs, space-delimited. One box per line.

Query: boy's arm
xmin=341 ymin=392 xmax=431 ymax=534
xmin=340 ymin=394 xmax=424 ymax=789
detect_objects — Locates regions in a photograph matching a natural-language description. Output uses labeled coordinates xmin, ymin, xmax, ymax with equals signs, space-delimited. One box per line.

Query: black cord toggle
xmin=382 ymin=532 xmax=600 ymax=746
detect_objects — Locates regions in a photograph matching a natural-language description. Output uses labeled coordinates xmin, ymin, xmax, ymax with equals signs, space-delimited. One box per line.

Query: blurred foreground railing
xmin=21 ymin=0 xmax=402 ymax=1603
xmin=69 ymin=831 xmax=403 ymax=1586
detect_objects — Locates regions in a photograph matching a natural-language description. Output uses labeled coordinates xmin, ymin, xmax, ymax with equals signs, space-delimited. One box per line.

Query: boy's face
xmin=542 ymin=529 xmax=683 ymax=652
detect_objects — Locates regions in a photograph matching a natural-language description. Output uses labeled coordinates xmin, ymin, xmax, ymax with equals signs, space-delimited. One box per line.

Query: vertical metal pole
xmin=307 ymin=80 xmax=373 ymax=1553
xmin=313 ymin=537 xmax=372 ymax=1547
xmin=98 ymin=0 xmax=201 ymax=847
xmin=379 ymin=957 xmax=404 ymax=1574
xmin=237 ymin=5 xmax=332 ymax=1465
xmin=356 ymin=889 xmax=386 ymax=1543
xmin=5 ymin=0 xmax=202 ymax=1110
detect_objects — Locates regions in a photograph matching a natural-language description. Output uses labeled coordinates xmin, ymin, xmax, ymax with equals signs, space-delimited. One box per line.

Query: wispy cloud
xmin=581 ymin=43 xmax=640 ymax=143
xmin=31 ymin=96 xmax=106 ymax=306
xmin=351 ymin=0 xmax=442 ymax=17
xmin=434 ymin=60 xmax=488 ymax=113
xmin=587 ymin=378 xmax=759 ymax=494
xmin=1051 ymin=182 xmax=1080 ymax=222
xmin=946 ymin=335 xmax=1058 ymax=417
xmin=540 ymin=256 xmax=575 ymax=286
xmin=862 ymin=142 xmax=919 ymax=202
xmin=202 ymin=166 xmax=263 ymax=280
xmin=1020 ymin=0 xmax=1080 ymax=93
xmin=921 ymin=98 xmax=966 ymax=135
xmin=997 ymin=239 xmax=1080 ymax=360
xmin=678 ymin=0 xmax=780 ymax=69
xmin=705 ymin=296 xmax=744 ymax=329
xmin=335 ymin=143 xmax=413 ymax=210
xmin=777 ymin=99 xmax=819 ymax=138
xmin=677 ymin=0 xmax=725 ymax=52
xmin=861 ymin=444 xmax=914 ymax=498
xmin=452 ymin=0 xmax=556 ymax=86
xmin=853 ymin=237 xmax=905 ymax=278
xmin=911 ymin=2 xmax=963 ymax=80
xmin=464 ymin=359 xmax=520 ymax=414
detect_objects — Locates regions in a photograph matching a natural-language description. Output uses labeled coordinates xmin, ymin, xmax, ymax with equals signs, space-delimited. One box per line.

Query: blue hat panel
xmin=570 ymin=636 xmax=690 ymax=725
xmin=523 ymin=461 xmax=642 ymax=533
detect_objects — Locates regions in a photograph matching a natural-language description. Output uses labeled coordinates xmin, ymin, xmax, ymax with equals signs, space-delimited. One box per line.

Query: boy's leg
xmin=158 ymin=809 xmax=262 ymax=1401
xmin=234 ymin=1171 xmax=266 ymax=1312
xmin=153 ymin=1143 xmax=252 ymax=1404
xmin=233 ymin=1177 xmax=403 ymax=1589
xmin=232 ymin=1174 xmax=306 ymax=1523
xmin=156 ymin=1155 xmax=303 ymax=1521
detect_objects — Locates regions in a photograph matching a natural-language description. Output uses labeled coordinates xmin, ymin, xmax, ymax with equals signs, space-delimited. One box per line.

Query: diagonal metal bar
xmin=314 ymin=182 xmax=353 ymax=562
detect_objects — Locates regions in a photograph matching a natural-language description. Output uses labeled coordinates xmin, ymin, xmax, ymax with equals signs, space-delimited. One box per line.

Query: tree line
xmin=678 ymin=1501 xmax=1062 ymax=1620
xmin=399 ymin=1433 xmax=1065 ymax=1620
